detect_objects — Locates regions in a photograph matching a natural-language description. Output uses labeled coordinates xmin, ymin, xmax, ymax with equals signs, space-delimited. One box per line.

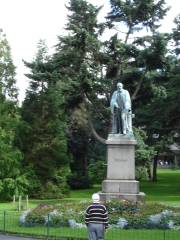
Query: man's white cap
xmin=92 ymin=193 xmax=100 ymax=203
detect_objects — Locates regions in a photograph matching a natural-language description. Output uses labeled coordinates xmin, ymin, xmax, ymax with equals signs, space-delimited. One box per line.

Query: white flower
xmin=162 ymin=210 xmax=173 ymax=217
xmin=149 ymin=214 xmax=162 ymax=224
xmin=68 ymin=219 xmax=77 ymax=228
xmin=19 ymin=210 xmax=31 ymax=224
xmin=168 ymin=220 xmax=174 ymax=229
xmin=68 ymin=219 xmax=86 ymax=228
xmin=117 ymin=218 xmax=128 ymax=229
xmin=49 ymin=209 xmax=60 ymax=216
xmin=76 ymin=223 xmax=86 ymax=228
xmin=67 ymin=208 xmax=74 ymax=214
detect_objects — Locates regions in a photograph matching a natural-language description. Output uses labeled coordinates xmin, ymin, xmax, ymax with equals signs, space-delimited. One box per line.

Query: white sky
xmin=0 ymin=0 xmax=179 ymax=103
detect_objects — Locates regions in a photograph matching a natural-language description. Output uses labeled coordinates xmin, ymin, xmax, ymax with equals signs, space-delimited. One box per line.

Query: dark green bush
xmin=107 ymin=199 xmax=139 ymax=214
xmin=88 ymin=160 xmax=106 ymax=184
xmin=67 ymin=174 xmax=92 ymax=189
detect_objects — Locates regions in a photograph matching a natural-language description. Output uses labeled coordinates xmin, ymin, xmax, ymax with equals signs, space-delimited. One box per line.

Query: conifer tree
xmin=20 ymin=40 xmax=70 ymax=197
xmin=0 ymin=29 xmax=26 ymax=199
xmin=51 ymin=0 xmax=104 ymax=188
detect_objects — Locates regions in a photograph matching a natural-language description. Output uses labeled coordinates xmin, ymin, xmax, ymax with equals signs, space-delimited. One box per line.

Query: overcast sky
xmin=0 ymin=0 xmax=179 ymax=103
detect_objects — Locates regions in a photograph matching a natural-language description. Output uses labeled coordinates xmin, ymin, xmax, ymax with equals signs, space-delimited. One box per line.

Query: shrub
xmin=67 ymin=174 xmax=92 ymax=189
xmin=88 ymin=160 xmax=106 ymax=184
xmin=107 ymin=199 xmax=139 ymax=214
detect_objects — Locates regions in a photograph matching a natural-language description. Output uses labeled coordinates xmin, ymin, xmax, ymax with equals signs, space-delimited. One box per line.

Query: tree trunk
xmin=152 ymin=152 xmax=159 ymax=182
xmin=147 ymin=163 xmax=152 ymax=180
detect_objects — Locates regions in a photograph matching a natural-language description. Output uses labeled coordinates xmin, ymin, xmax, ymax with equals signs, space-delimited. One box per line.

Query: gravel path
xmin=0 ymin=235 xmax=37 ymax=240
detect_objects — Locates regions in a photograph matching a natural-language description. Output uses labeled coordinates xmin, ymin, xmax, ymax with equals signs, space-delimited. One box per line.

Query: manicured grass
xmin=140 ymin=169 xmax=180 ymax=206
xmin=0 ymin=169 xmax=179 ymax=211
xmin=68 ymin=185 xmax=101 ymax=200
xmin=68 ymin=169 xmax=180 ymax=206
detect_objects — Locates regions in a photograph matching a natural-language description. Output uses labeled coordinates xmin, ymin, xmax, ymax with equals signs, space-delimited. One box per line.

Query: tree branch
xmin=84 ymin=93 xmax=106 ymax=145
xmin=132 ymin=70 xmax=147 ymax=101
xmin=88 ymin=117 xmax=106 ymax=145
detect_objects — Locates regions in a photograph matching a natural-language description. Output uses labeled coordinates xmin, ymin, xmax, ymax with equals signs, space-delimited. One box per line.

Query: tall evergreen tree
xmin=51 ymin=0 xmax=104 ymax=188
xmin=0 ymin=29 xmax=26 ymax=199
xmin=163 ymin=14 xmax=180 ymax=139
xmin=20 ymin=40 xmax=70 ymax=198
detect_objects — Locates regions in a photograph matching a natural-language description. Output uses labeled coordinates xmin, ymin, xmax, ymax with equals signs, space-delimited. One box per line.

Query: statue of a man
xmin=110 ymin=82 xmax=133 ymax=135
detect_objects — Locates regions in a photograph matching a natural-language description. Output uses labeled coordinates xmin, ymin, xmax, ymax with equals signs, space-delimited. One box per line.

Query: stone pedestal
xmin=99 ymin=134 xmax=145 ymax=204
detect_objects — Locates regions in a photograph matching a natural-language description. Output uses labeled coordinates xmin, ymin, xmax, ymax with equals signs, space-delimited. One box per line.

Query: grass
xmin=68 ymin=169 xmax=180 ymax=206
xmin=0 ymin=168 xmax=180 ymax=211
xmin=140 ymin=169 xmax=180 ymax=206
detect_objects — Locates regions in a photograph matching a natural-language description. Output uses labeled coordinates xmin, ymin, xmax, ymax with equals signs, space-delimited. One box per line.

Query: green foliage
xmin=19 ymin=40 xmax=70 ymax=198
xmin=108 ymin=0 xmax=169 ymax=31
xmin=51 ymin=0 xmax=104 ymax=184
xmin=22 ymin=201 xmax=88 ymax=226
xmin=107 ymin=199 xmax=139 ymax=215
xmin=134 ymin=127 xmax=155 ymax=168
xmin=135 ymin=166 xmax=148 ymax=180
xmin=0 ymin=29 xmax=18 ymax=100
xmin=88 ymin=160 xmax=106 ymax=184
xmin=67 ymin=173 xmax=92 ymax=189
xmin=0 ymin=29 xmax=27 ymax=200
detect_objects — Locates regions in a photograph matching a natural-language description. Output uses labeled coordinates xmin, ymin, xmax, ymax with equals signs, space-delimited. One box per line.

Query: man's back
xmin=85 ymin=203 xmax=108 ymax=228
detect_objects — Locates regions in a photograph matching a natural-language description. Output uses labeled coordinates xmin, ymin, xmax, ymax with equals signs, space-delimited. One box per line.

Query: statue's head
xmin=117 ymin=82 xmax=123 ymax=90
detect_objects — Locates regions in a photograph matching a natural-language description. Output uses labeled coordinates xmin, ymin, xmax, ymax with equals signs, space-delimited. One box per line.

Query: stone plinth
xmin=99 ymin=134 xmax=145 ymax=204
xmin=106 ymin=135 xmax=136 ymax=180
xmin=100 ymin=192 xmax=145 ymax=205
xmin=102 ymin=180 xmax=139 ymax=194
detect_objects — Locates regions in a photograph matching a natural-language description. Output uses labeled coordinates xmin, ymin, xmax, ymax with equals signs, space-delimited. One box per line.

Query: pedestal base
xmin=102 ymin=180 xmax=139 ymax=194
xmin=100 ymin=179 xmax=145 ymax=204
xmin=99 ymin=192 xmax=145 ymax=205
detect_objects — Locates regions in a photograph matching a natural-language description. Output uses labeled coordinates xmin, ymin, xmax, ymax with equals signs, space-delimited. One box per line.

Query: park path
xmin=0 ymin=235 xmax=37 ymax=240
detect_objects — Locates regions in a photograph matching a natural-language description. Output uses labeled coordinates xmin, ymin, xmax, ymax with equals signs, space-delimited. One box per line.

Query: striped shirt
xmin=85 ymin=203 xmax=108 ymax=228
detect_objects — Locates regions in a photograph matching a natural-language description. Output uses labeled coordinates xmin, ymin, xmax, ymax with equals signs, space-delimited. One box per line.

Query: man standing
xmin=110 ymin=82 xmax=132 ymax=135
xmin=85 ymin=193 xmax=108 ymax=240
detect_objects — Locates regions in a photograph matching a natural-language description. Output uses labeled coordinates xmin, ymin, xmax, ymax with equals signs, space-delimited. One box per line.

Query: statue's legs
xmin=112 ymin=113 xmax=118 ymax=134
xmin=112 ymin=110 xmax=122 ymax=134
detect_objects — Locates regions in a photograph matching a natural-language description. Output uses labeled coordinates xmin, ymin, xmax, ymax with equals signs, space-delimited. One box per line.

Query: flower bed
xmin=19 ymin=200 xmax=180 ymax=230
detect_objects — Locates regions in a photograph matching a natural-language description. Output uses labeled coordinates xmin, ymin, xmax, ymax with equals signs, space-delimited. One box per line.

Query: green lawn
xmin=0 ymin=168 xmax=180 ymax=211
xmin=140 ymin=169 xmax=180 ymax=206
xmin=68 ymin=169 xmax=180 ymax=206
